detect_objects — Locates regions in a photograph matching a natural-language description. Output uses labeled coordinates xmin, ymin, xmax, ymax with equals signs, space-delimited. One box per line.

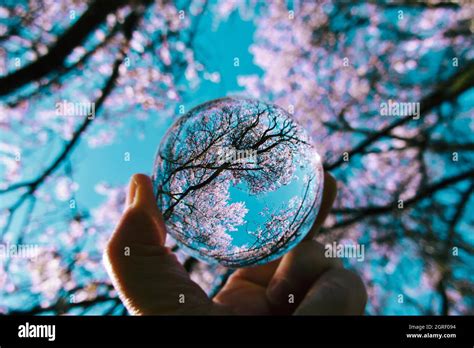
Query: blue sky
xmin=1 ymin=1 xmax=472 ymax=315
xmin=70 ymin=7 xmax=261 ymax=211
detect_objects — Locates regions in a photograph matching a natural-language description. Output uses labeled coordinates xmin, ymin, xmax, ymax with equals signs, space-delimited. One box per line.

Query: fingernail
xmin=125 ymin=177 xmax=138 ymax=210
xmin=130 ymin=174 xmax=157 ymax=213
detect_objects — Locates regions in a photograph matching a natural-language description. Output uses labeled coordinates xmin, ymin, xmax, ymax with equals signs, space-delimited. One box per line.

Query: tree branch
xmin=330 ymin=169 xmax=474 ymax=229
xmin=325 ymin=61 xmax=474 ymax=170
xmin=0 ymin=0 xmax=128 ymax=96
xmin=0 ymin=9 xmax=143 ymax=197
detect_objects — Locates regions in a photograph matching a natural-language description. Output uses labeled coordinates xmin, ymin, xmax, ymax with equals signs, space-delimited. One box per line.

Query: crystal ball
xmin=152 ymin=97 xmax=324 ymax=267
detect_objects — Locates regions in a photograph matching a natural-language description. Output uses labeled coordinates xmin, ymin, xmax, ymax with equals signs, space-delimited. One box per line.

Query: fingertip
xmin=107 ymin=174 xmax=167 ymax=254
xmin=130 ymin=174 xmax=156 ymax=208
xmin=130 ymin=173 xmax=167 ymax=241
xmin=125 ymin=176 xmax=137 ymax=208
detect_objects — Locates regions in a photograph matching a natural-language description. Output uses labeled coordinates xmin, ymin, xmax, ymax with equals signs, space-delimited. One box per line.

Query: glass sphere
xmin=152 ymin=97 xmax=324 ymax=267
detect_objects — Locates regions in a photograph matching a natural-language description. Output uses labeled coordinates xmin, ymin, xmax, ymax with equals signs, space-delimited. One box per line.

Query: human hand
xmin=103 ymin=173 xmax=367 ymax=315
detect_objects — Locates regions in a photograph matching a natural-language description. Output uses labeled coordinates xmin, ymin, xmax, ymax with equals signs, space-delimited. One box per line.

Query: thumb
xmin=103 ymin=174 xmax=214 ymax=315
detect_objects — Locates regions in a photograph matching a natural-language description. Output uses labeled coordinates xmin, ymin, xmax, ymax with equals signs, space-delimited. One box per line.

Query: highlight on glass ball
xmin=152 ymin=97 xmax=324 ymax=267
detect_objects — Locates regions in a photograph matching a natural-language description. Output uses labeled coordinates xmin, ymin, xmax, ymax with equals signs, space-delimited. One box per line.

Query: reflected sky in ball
xmin=153 ymin=97 xmax=323 ymax=267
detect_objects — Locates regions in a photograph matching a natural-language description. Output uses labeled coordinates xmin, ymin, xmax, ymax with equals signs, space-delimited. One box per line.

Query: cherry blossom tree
xmin=0 ymin=0 xmax=473 ymax=315
xmin=236 ymin=0 xmax=474 ymax=314
xmin=154 ymin=97 xmax=322 ymax=267
xmin=0 ymin=0 xmax=214 ymax=314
